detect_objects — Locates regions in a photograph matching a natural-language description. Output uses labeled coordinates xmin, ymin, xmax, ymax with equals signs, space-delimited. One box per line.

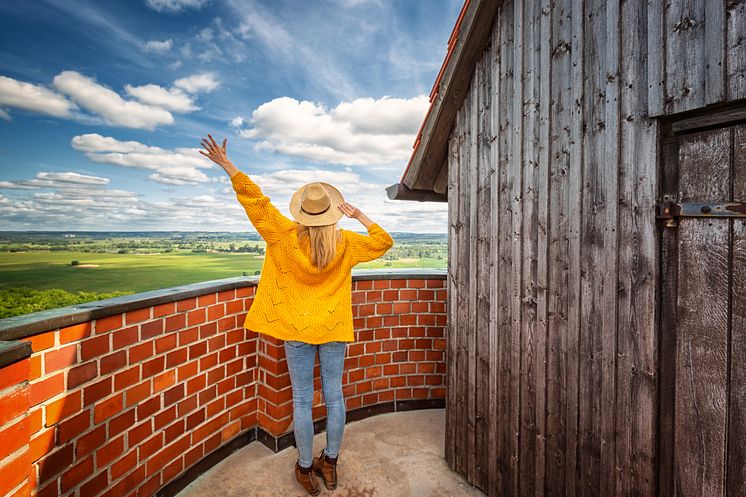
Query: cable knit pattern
xmin=231 ymin=171 xmax=394 ymax=344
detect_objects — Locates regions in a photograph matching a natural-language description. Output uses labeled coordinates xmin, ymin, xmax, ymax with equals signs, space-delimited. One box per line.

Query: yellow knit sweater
xmin=231 ymin=171 xmax=394 ymax=344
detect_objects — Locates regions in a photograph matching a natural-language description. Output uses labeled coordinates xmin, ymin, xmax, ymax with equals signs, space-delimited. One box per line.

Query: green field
xmin=0 ymin=232 xmax=447 ymax=318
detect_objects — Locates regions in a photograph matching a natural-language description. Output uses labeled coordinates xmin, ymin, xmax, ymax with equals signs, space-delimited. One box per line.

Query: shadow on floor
xmin=176 ymin=409 xmax=485 ymax=497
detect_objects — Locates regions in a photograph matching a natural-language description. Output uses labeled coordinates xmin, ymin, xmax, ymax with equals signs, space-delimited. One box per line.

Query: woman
xmin=199 ymin=135 xmax=394 ymax=495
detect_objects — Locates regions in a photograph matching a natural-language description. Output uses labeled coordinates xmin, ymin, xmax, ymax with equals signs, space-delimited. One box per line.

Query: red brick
xmin=187 ymin=308 xmax=207 ymax=326
xmin=142 ymin=356 xmax=165 ymax=378
xmin=373 ymin=279 xmax=390 ymax=289
xmin=84 ymin=378 xmax=112 ymax=406
xmin=153 ymin=370 xmax=176 ymax=393
xmin=29 ymin=372 xmax=65 ymax=406
xmin=383 ymin=289 xmax=399 ymax=300
xmin=61 ymin=455 xmax=93 ymax=492
xmin=112 ymin=326 xmax=139 ymax=349
xmin=155 ymin=333 xmax=177 ymax=353
xmin=44 ymin=344 xmax=77 ymax=374
xmin=114 ymin=365 xmax=141 ymax=390
xmin=418 ymin=289 xmax=435 ymax=300
xmin=178 ymin=326 xmax=199 ymax=346
xmin=129 ymin=421 xmax=153 ymax=446
xmin=75 ymin=424 xmax=106 ymax=457
xmin=58 ymin=409 xmax=90 ymax=443
xmin=140 ymin=319 xmax=164 ymax=339
xmin=186 ymin=408 xmax=206 ymax=430
xmin=164 ymin=419 xmax=185 ymax=443
xmin=95 ymin=314 xmax=122 ymax=334
xmin=206 ymin=304 xmax=224 ymax=322
xmin=164 ymin=384 xmax=185 ymax=407
xmin=163 ymin=456 xmax=184 ymax=483
xmin=0 ymin=450 xmax=30 ymax=496
xmin=167 ymin=348 xmax=188 ymax=368
xmin=165 ymin=313 xmax=186 ymax=332
xmin=355 ymin=280 xmax=372 ymax=290
xmin=99 ymin=351 xmax=126 ymax=375
xmin=23 ymin=332 xmax=55 ymax=353
xmin=103 ymin=464 xmax=145 ymax=497
xmin=126 ymin=381 xmax=151 ymax=407
xmin=60 ymin=322 xmax=92 ymax=344
xmin=217 ymin=289 xmax=235 ymax=302
xmin=366 ymin=290 xmax=382 ymax=302
xmin=0 ymin=387 xmax=28 ymax=427
xmin=108 ymin=408 xmax=136 ymax=437
xmin=177 ymin=297 xmax=197 ymax=312
xmin=129 ymin=341 xmax=154 ymax=363
xmin=138 ymin=475 xmax=162 ymax=497
xmin=178 ymin=394 xmax=199 ymax=416
xmin=408 ymin=279 xmax=426 ymax=288
xmin=0 ymin=418 xmax=28 ymax=461
xmin=136 ymin=397 xmax=160 ymax=421
xmin=80 ymin=470 xmax=108 ymax=497
xmin=80 ymin=334 xmax=110 ymax=361
xmin=96 ymin=435 xmax=124 ymax=468
xmin=390 ymin=279 xmax=408 ymax=288
xmin=153 ymin=302 xmax=175 ymax=317
xmin=111 ymin=450 xmax=137 ymax=480
xmin=45 ymin=390 xmax=81 ymax=426
xmin=94 ymin=393 xmax=123 ymax=424
xmin=29 ymin=354 xmax=42 ymax=380
xmin=38 ymin=443 xmax=73 ymax=485
xmin=67 ymin=362 xmax=97 ymax=390
xmin=198 ymin=293 xmax=217 ymax=306
xmin=125 ymin=307 xmax=151 ymax=324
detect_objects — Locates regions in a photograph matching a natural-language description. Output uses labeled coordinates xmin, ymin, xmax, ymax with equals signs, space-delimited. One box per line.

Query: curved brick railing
xmin=0 ymin=269 xmax=446 ymax=497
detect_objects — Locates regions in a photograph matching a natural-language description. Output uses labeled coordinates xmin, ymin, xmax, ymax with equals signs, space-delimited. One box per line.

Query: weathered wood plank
xmin=534 ymin=0 xmax=551 ymax=494
xmin=565 ymin=0 xmax=585 ymax=493
xmin=466 ymin=57 xmax=479 ymax=488
xmin=486 ymin=19 xmax=501 ymax=497
xmin=510 ymin=0 xmax=525 ymax=493
xmin=519 ymin=0 xmax=540 ymax=493
xmin=726 ymin=0 xmax=746 ymax=101
xmin=647 ymin=0 xmax=666 ymax=116
xmin=471 ymin=50 xmax=492 ymax=492
xmin=658 ymin=132 xmax=680 ymax=497
xmin=615 ymin=0 xmax=658 ymax=495
xmin=544 ymin=0 xmax=573 ymax=494
xmin=445 ymin=107 xmax=461 ymax=472
xmin=673 ymin=128 xmax=730 ymax=497
xmin=727 ymin=123 xmax=746 ymax=497
xmin=665 ymin=0 xmax=706 ymax=113
xmin=600 ymin=0 xmax=620 ymax=495
xmin=578 ymin=0 xmax=607 ymax=494
xmin=496 ymin=3 xmax=515 ymax=493
xmin=704 ymin=0 xmax=726 ymax=104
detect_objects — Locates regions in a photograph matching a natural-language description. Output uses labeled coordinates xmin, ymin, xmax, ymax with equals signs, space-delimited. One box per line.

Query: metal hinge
xmin=657 ymin=193 xmax=746 ymax=228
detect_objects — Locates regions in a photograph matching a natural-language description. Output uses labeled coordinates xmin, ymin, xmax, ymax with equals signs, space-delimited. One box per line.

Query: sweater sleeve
xmin=230 ymin=171 xmax=296 ymax=244
xmin=345 ymin=223 xmax=394 ymax=265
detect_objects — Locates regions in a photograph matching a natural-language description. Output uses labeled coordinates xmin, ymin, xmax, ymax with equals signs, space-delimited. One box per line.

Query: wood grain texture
xmin=727 ymin=124 xmax=745 ymax=497
xmin=673 ymin=128 xmax=731 ymax=497
xmin=726 ymin=0 xmax=746 ymax=102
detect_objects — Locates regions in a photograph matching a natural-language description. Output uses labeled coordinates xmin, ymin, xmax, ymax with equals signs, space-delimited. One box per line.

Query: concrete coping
xmin=0 ymin=269 xmax=447 ymax=363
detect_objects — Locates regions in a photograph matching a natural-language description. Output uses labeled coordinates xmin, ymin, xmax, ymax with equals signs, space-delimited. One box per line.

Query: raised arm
xmin=338 ymin=202 xmax=394 ymax=264
xmin=200 ymin=135 xmax=294 ymax=244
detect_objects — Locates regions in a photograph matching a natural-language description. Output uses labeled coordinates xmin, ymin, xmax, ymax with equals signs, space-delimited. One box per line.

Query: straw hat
xmin=289 ymin=182 xmax=345 ymax=226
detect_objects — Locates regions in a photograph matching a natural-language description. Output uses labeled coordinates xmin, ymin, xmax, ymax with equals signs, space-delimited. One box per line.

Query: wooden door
xmin=659 ymin=118 xmax=745 ymax=497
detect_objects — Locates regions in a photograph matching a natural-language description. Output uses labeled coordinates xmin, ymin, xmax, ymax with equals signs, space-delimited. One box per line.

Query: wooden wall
xmin=445 ymin=0 xmax=660 ymax=495
xmin=648 ymin=0 xmax=746 ymax=116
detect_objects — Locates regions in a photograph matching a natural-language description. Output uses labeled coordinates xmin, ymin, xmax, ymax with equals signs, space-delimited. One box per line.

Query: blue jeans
xmin=284 ymin=340 xmax=347 ymax=468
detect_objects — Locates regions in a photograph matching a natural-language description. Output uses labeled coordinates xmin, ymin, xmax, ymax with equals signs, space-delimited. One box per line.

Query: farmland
xmin=0 ymin=231 xmax=447 ymax=318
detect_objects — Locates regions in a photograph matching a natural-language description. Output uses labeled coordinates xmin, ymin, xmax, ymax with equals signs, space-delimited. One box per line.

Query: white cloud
xmin=236 ymin=95 xmax=428 ymax=166
xmin=0 ymin=108 xmax=11 ymax=121
xmin=234 ymin=168 xmax=447 ymax=232
xmin=173 ymin=73 xmax=219 ymax=94
xmin=0 ymin=75 xmax=77 ymax=118
xmin=71 ymin=133 xmax=213 ymax=185
xmin=146 ymin=0 xmax=209 ymax=13
xmin=143 ymin=39 xmax=174 ymax=53
xmin=229 ymin=116 xmax=244 ymax=128
xmin=169 ymin=61 xmax=183 ymax=70
xmin=0 ymin=171 xmax=111 ymax=190
xmin=124 ymin=84 xmax=198 ymax=112
xmin=53 ymin=71 xmax=174 ymax=129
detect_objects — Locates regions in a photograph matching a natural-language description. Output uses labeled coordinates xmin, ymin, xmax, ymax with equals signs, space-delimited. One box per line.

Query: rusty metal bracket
xmin=657 ymin=194 xmax=746 ymax=228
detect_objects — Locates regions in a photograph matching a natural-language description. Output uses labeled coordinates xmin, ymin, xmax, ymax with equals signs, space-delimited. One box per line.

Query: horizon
xmin=0 ymin=0 xmax=455 ymax=233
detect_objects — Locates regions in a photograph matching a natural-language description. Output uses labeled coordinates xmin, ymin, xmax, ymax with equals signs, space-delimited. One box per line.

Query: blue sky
xmin=0 ymin=0 xmax=458 ymax=232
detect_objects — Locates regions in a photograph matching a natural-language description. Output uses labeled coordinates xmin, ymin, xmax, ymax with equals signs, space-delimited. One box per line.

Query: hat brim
xmin=289 ymin=182 xmax=345 ymax=226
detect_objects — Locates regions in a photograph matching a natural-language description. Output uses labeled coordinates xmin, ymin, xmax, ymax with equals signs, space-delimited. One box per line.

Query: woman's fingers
xmin=222 ymin=138 xmax=227 ymax=151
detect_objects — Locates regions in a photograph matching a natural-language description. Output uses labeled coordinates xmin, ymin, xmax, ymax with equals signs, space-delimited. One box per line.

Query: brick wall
xmin=0 ymin=275 xmax=446 ymax=497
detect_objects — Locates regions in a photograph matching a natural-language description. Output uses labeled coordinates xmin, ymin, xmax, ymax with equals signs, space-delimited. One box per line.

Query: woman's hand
xmin=338 ymin=202 xmax=361 ymax=219
xmin=339 ymin=202 xmax=374 ymax=228
xmin=199 ymin=134 xmax=238 ymax=176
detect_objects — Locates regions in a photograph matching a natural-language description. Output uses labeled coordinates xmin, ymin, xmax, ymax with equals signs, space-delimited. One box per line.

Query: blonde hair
xmin=296 ymin=224 xmax=341 ymax=269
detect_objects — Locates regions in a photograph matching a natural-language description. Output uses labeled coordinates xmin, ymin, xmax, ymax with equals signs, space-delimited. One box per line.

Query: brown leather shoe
xmin=295 ymin=461 xmax=321 ymax=496
xmin=312 ymin=449 xmax=338 ymax=490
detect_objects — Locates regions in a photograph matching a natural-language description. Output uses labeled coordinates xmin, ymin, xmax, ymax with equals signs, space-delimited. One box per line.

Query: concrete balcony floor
xmin=176 ymin=409 xmax=484 ymax=497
